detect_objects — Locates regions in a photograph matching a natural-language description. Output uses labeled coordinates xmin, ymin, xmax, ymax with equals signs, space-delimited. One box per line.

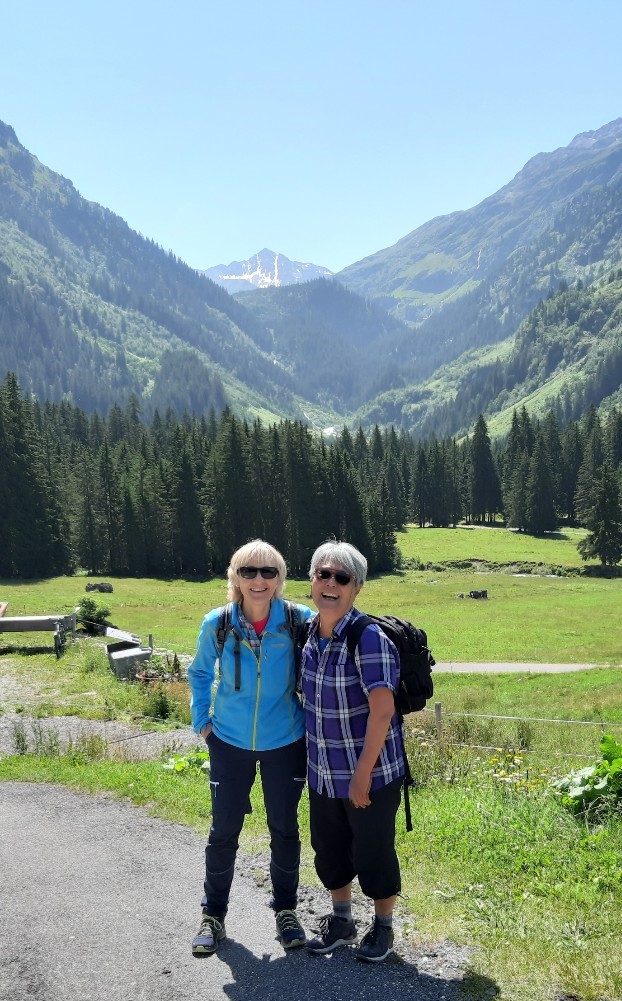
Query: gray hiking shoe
xmin=192 ymin=914 xmax=226 ymax=956
xmin=275 ymin=909 xmax=306 ymax=948
xmin=306 ymin=914 xmax=357 ymax=954
xmin=355 ymin=918 xmax=394 ymax=962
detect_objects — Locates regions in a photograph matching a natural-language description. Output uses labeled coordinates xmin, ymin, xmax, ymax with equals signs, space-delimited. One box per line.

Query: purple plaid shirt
xmin=300 ymin=607 xmax=405 ymax=798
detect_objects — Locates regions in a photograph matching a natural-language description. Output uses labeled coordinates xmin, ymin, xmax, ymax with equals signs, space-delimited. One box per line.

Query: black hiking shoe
xmin=355 ymin=918 xmax=394 ymax=962
xmin=306 ymin=914 xmax=357 ymax=954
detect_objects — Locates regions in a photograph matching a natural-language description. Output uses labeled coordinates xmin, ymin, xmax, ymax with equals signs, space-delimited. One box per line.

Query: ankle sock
xmin=375 ymin=912 xmax=393 ymax=929
xmin=333 ymin=900 xmax=353 ymax=922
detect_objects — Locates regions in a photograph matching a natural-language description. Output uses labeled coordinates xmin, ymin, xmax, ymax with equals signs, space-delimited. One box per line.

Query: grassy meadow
xmin=1 ymin=525 xmax=622 ymax=1001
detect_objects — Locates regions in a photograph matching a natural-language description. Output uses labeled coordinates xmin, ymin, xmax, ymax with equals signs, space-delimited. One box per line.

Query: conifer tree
xmin=367 ymin=476 xmax=399 ymax=572
xmin=171 ymin=447 xmax=209 ymax=576
xmin=0 ymin=387 xmax=15 ymax=576
xmin=469 ymin=415 xmax=502 ymax=523
xmin=605 ymin=407 xmax=622 ymax=470
xmin=1 ymin=374 xmax=68 ymax=576
xmin=352 ymin=426 xmax=369 ymax=466
xmin=506 ymin=453 xmax=530 ymax=531
xmin=524 ymin=434 xmax=558 ymax=534
xmin=98 ymin=439 xmax=125 ymax=573
xmin=75 ymin=450 xmax=105 ymax=572
xmin=204 ymin=412 xmax=250 ymax=571
xmin=560 ymin=421 xmax=583 ymax=523
xmin=575 ymin=423 xmax=605 ymax=524
xmin=410 ymin=443 xmax=429 ymax=527
xmin=577 ymin=463 xmax=622 ymax=566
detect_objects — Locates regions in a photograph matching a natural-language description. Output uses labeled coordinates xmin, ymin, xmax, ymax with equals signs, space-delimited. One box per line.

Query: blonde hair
xmin=226 ymin=539 xmax=287 ymax=602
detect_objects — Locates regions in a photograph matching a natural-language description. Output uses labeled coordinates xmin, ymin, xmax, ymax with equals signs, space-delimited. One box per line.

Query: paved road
xmin=433 ymin=661 xmax=603 ymax=673
xmin=0 ymin=782 xmax=478 ymax=1001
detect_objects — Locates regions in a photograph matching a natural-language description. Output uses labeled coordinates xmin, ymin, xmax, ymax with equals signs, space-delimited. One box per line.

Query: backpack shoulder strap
xmin=346 ymin=614 xmax=373 ymax=662
xmin=216 ymin=603 xmax=242 ymax=691
xmin=283 ymin=599 xmax=302 ymax=634
xmin=215 ymin=603 xmax=233 ymax=654
xmin=284 ymin=600 xmax=306 ymax=673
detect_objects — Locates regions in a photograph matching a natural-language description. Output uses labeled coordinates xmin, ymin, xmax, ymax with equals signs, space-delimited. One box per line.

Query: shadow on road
xmin=213 ymin=938 xmax=498 ymax=1001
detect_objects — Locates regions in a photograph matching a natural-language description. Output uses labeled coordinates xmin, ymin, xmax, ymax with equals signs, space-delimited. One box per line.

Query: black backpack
xmin=215 ymin=600 xmax=304 ymax=690
xmin=346 ymin=614 xmax=435 ymax=716
xmin=345 ymin=614 xmax=435 ymax=832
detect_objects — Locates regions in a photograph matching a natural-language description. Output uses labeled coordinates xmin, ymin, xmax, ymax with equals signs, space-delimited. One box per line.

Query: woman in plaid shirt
xmin=300 ymin=541 xmax=404 ymax=963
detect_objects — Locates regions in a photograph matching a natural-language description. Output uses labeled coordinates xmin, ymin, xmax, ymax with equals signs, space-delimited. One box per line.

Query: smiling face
xmin=311 ymin=563 xmax=362 ymax=636
xmin=237 ymin=568 xmax=280 ymax=623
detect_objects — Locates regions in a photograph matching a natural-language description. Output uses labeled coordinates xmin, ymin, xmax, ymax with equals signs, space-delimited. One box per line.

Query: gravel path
xmin=0 ymin=781 xmax=479 ymax=1001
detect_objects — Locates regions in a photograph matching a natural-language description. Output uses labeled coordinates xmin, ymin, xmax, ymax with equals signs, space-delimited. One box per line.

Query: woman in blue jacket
xmin=188 ymin=539 xmax=313 ymax=956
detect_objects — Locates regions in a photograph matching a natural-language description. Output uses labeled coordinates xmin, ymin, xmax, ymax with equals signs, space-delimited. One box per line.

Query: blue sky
xmin=3 ymin=1 xmax=622 ymax=273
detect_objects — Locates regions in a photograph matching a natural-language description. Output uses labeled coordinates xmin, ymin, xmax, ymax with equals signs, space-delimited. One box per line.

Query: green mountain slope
xmin=2 ymin=115 xmax=622 ymax=441
xmin=0 ymin=121 xmax=303 ymax=420
xmin=354 ymin=269 xmax=622 ymax=438
xmin=337 ymin=119 xmax=622 ymax=323
xmin=234 ymin=277 xmax=427 ymax=409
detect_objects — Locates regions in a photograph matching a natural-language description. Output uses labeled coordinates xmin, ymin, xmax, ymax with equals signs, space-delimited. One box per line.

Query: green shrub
xmin=76 ymin=597 xmax=111 ymax=634
xmin=162 ymin=749 xmax=210 ymax=774
xmin=145 ymin=684 xmax=173 ymax=720
xmin=552 ymin=734 xmax=622 ymax=816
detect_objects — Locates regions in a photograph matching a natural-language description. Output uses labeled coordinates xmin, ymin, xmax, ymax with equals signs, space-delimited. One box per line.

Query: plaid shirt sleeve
xmin=353 ymin=621 xmax=399 ymax=696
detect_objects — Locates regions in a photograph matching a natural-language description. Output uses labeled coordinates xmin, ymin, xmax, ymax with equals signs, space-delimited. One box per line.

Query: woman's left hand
xmin=348 ymin=767 xmax=372 ymax=808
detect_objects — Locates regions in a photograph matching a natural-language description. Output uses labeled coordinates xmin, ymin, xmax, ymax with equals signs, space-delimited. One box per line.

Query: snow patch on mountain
xmin=201 ymin=248 xmax=333 ymax=292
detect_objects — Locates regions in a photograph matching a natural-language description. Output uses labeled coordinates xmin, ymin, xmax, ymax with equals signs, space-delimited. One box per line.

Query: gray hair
xmin=227 ymin=539 xmax=286 ymax=602
xmin=309 ymin=541 xmax=367 ymax=586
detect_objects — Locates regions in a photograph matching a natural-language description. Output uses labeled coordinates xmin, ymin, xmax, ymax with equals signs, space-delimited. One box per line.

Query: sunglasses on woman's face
xmin=238 ymin=566 xmax=279 ymax=580
xmin=315 ymin=567 xmax=352 ymax=586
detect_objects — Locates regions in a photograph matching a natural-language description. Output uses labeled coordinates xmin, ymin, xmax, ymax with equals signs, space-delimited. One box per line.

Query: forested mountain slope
xmin=2 ymin=115 xmax=622 ymax=440
xmin=0 ymin=121 xmax=305 ymax=420
xmin=354 ymin=269 xmax=622 ymax=438
xmin=235 ymin=278 xmax=427 ymax=409
xmin=337 ymin=119 xmax=622 ymax=323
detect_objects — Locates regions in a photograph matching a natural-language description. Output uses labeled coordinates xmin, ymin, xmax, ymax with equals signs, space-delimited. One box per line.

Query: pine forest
xmin=2 ymin=373 xmax=621 ymax=580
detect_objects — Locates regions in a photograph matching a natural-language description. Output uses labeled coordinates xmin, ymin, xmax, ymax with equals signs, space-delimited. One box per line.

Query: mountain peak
xmin=200 ymin=249 xmax=333 ymax=292
xmin=567 ymin=118 xmax=622 ymax=151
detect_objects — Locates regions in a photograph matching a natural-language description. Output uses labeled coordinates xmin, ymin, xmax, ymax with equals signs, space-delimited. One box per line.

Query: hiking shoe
xmin=192 ymin=914 xmax=226 ymax=956
xmin=306 ymin=914 xmax=357 ymax=954
xmin=355 ymin=918 xmax=394 ymax=962
xmin=275 ymin=909 xmax=306 ymax=948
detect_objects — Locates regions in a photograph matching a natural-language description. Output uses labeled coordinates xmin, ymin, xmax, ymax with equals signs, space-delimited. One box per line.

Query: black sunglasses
xmin=315 ymin=567 xmax=352 ymax=586
xmin=238 ymin=565 xmax=279 ymax=580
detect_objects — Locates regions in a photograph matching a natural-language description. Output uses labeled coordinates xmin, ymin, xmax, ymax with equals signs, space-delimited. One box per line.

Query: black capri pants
xmin=309 ymin=776 xmax=402 ymax=901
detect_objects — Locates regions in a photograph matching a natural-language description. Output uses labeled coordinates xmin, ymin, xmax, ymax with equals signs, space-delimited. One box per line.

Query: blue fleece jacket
xmin=188 ymin=598 xmax=314 ymax=751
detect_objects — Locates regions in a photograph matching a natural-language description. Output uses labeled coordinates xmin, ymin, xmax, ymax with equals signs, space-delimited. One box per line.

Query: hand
xmin=348 ymin=767 xmax=372 ymax=809
xmin=200 ymin=722 xmax=213 ymax=740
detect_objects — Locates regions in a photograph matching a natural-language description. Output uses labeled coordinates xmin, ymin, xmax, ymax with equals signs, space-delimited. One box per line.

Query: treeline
xmin=0 ymin=374 xmax=398 ymax=579
xmin=2 ymin=373 xmax=622 ymax=580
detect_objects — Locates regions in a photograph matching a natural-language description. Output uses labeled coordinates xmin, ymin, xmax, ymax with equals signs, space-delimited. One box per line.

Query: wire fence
xmin=2 ymin=622 xmax=620 ymax=762
xmin=2 ymin=695 xmax=620 ymax=760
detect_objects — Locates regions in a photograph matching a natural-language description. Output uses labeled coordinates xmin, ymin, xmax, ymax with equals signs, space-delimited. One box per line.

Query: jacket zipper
xmin=251 ymin=640 xmax=262 ymax=750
